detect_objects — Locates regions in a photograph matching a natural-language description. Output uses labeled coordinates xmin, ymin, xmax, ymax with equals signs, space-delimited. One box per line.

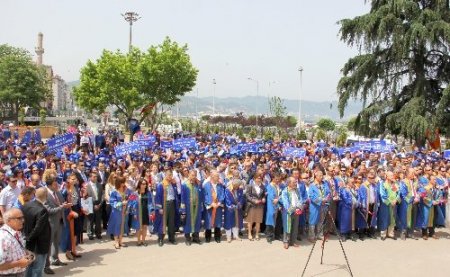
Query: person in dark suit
xmin=44 ymin=174 xmax=72 ymax=274
xmin=85 ymin=170 xmax=104 ymax=240
xmin=96 ymin=162 xmax=110 ymax=230
xmin=23 ymin=187 xmax=51 ymax=277
xmin=74 ymin=161 xmax=88 ymax=188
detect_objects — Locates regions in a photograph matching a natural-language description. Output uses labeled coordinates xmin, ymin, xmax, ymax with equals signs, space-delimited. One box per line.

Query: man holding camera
xmin=0 ymin=208 xmax=33 ymax=277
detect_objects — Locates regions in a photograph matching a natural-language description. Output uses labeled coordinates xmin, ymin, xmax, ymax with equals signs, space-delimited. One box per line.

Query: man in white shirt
xmin=0 ymin=177 xmax=21 ymax=215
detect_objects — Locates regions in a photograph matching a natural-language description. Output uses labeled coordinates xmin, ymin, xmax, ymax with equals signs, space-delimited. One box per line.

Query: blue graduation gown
xmin=433 ymin=188 xmax=445 ymax=227
xmin=355 ymin=185 xmax=368 ymax=229
xmin=154 ymin=183 xmax=179 ymax=235
xmin=377 ymin=181 xmax=397 ymax=231
xmin=180 ymin=182 xmax=204 ymax=233
xmin=130 ymin=191 xmax=153 ymax=230
xmin=417 ymin=186 xmax=433 ymax=229
xmin=339 ymin=187 xmax=354 ymax=234
xmin=307 ymin=182 xmax=330 ymax=226
xmin=203 ymin=182 xmax=225 ymax=229
xmin=281 ymin=187 xmax=302 ymax=233
xmin=297 ymin=182 xmax=308 ymax=228
xmin=224 ymin=188 xmax=245 ymax=230
xmin=107 ymin=190 xmax=126 ymax=236
xmin=396 ymin=180 xmax=414 ymax=231
xmin=265 ymin=183 xmax=281 ymax=227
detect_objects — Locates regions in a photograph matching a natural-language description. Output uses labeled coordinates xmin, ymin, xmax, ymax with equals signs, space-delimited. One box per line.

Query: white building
xmin=52 ymin=75 xmax=68 ymax=112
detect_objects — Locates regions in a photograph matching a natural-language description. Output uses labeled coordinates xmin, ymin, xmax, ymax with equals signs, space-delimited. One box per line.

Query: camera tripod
xmin=301 ymin=209 xmax=354 ymax=277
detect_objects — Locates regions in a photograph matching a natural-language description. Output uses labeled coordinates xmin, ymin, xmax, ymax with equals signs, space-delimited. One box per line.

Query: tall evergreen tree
xmin=337 ymin=0 xmax=450 ymax=145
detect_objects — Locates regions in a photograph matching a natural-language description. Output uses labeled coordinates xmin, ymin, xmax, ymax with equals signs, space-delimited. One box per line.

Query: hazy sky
xmin=1 ymin=0 xmax=369 ymax=102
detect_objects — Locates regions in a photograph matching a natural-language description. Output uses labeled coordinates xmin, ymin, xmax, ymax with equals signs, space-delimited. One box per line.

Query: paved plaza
xmin=53 ymin=229 xmax=450 ymax=277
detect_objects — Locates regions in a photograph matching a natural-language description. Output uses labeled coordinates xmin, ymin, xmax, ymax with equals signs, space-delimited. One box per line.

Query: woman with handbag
xmin=245 ymin=173 xmax=266 ymax=241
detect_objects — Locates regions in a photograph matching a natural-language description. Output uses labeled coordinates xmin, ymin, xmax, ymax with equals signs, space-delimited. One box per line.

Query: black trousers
xmin=366 ymin=203 xmax=376 ymax=236
xmin=274 ymin=210 xmax=283 ymax=240
xmin=185 ymin=232 xmax=200 ymax=241
xmin=87 ymin=208 xmax=102 ymax=237
xmin=159 ymin=200 xmax=176 ymax=241
xmin=102 ymin=203 xmax=110 ymax=230
xmin=422 ymin=227 xmax=435 ymax=236
xmin=205 ymin=228 xmax=221 ymax=239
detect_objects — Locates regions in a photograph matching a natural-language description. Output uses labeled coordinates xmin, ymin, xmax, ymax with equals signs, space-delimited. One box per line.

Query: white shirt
xmin=0 ymin=185 xmax=21 ymax=212
xmin=0 ymin=224 xmax=26 ymax=275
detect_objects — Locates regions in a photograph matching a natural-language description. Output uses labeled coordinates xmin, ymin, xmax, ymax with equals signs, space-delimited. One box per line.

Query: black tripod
xmin=301 ymin=209 xmax=354 ymax=277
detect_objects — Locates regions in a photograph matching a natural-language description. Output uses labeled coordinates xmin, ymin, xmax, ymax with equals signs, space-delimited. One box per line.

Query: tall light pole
xmin=247 ymin=77 xmax=259 ymax=127
xmin=122 ymin=12 xmax=140 ymax=52
xmin=212 ymin=78 xmax=216 ymax=115
xmin=298 ymin=67 xmax=303 ymax=129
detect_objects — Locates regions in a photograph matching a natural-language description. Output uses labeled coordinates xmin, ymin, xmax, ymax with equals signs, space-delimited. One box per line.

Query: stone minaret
xmin=35 ymin=32 xmax=44 ymax=65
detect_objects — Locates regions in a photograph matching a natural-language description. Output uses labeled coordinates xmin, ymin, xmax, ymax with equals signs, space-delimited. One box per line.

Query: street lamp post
xmin=122 ymin=12 xmax=140 ymax=52
xmin=212 ymin=79 xmax=216 ymax=115
xmin=298 ymin=67 xmax=303 ymax=129
xmin=247 ymin=77 xmax=259 ymax=127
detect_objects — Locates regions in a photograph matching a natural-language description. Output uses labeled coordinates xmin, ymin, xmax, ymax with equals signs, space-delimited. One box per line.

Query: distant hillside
xmin=67 ymin=80 xmax=362 ymax=122
xmin=175 ymin=95 xmax=362 ymax=122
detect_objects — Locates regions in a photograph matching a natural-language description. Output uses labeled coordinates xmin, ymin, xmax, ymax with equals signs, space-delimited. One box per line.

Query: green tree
xmin=335 ymin=126 xmax=348 ymax=147
xmin=346 ymin=117 xmax=357 ymax=132
xmin=74 ymin=37 xmax=198 ymax=137
xmin=317 ymin=118 xmax=336 ymax=132
xmin=296 ymin=130 xmax=308 ymax=140
xmin=18 ymin=107 xmax=25 ymax=126
xmin=316 ymin=129 xmax=327 ymax=141
xmin=236 ymin=127 xmax=244 ymax=139
xmin=337 ymin=1 xmax=450 ymax=145
xmin=268 ymin=96 xmax=287 ymax=119
xmin=264 ymin=129 xmax=274 ymax=141
xmin=249 ymin=128 xmax=257 ymax=139
xmin=39 ymin=108 xmax=46 ymax=125
xmin=0 ymin=44 xmax=50 ymax=124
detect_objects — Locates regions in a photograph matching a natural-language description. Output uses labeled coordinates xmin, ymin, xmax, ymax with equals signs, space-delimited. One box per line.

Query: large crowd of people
xmin=0 ymin=123 xmax=449 ymax=277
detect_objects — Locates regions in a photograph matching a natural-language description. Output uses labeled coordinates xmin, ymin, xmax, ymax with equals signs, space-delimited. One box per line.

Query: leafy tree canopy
xmin=0 ymin=44 xmax=49 ymax=123
xmin=317 ymin=118 xmax=336 ymax=131
xmin=74 ymin=37 xmax=198 ymax=129
xmin=337 ymin=0 xmax=450 ymax=144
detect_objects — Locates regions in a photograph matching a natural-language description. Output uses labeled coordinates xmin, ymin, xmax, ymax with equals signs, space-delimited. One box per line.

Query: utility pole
xmin=298 ymin=67 xmax=303 ymax=129
xmin=122 ymin=12 xmax=140 ymax=52
xmin=213 ymin=79 xmax=216 ymax=115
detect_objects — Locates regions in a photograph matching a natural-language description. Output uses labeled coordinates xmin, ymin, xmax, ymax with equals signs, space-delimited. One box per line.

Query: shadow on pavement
xmin=52 ymin=248 xmax=116 ymax=276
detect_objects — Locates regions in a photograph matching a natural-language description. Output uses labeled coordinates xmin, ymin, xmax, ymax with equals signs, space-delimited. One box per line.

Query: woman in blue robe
xmin=107 ymin=176 xmax=128 ymax=249
xmin=131 ymin=179 xmax=153 ymax=246
xmin=180 ymin=170 xmax=204 ymax=245
xmin=224 ymin=179 xmax=244 ymax=243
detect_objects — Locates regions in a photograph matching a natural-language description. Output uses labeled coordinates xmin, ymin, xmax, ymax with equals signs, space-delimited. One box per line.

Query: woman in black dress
xmin=134 ymin=179 xmax=152 ymax=246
